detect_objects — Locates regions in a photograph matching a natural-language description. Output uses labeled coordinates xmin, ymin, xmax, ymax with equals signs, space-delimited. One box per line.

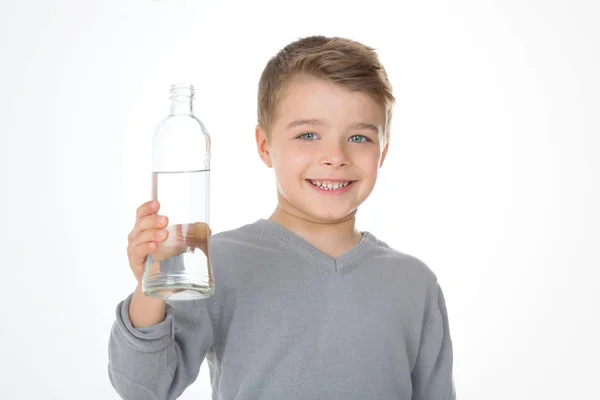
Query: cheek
xmin=356 ymin=147 xmax=381 ymax=168
xmin=272 ymin=150 xmax=310 ymax=196
xmin=356 ymin=153 xmax=382 ymax=184
xmin=273 ymin=148 xmax=310 ymax=177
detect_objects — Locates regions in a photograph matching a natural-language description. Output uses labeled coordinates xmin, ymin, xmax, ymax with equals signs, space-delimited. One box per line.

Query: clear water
xmin=142 ymin=169 xmax=214 ymax=301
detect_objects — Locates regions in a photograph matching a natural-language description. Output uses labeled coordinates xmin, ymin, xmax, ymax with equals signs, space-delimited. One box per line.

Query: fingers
xmin=136 ymin=200 xmax=159 ymax=220
xmin=131 ymin=241 xmax=158 ymax=264
xmin=128 ymin=207 xmax=169 ymax=265
xmin=128 ymin=212 xmax=213 ymax=269
xmin=137 ymin=226 xmax=169 ymax=245
xmin=166 ymin=222 xmax=211 ymax=257
xmin=138 ymin=214 xmax=169 ymax=233
xmin=181 ymin=222 xmax=211 ymax=240
xmin=162 ymin=222 xmax=210 ymax=247
xmin=129 ymin=228 xmax=170 ymax=263
xmin=129 ymin=212 xmax=168 ymax=243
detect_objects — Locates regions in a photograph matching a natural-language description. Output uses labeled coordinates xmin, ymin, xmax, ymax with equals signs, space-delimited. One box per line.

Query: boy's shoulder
xmin=366 ymin=230 xmax=439 ymax=284
xmin=209 ymin=219 xmax=265 ymax=247
xmin=208 ymin=219 xmax=275 ymax=261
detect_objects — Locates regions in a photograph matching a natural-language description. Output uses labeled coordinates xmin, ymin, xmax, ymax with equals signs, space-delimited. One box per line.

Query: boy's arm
xmin=411 ymin=282 xmax=456 ymax=400
xmin=108 ymin=285 xmax=217 ymax=400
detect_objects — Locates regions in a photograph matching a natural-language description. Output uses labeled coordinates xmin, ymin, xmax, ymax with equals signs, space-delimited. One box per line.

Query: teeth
xmin=309 ymin=180 xmax=352 ymax=190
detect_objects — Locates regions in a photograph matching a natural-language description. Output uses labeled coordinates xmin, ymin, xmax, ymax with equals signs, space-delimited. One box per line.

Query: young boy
xmin=108 ymin=35 xmax=456 ymax=400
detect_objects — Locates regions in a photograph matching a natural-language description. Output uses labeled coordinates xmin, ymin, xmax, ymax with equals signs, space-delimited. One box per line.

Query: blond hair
xmin=257 ymin=35 xmax=395 ymax=143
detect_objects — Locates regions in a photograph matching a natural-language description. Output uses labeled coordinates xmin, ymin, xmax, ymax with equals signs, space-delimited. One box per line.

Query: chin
xmin=304 ymin=208 xmax=358 ymax=224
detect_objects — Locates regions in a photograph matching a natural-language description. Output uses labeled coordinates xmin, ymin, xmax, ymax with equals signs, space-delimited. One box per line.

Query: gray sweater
xmin=108 ymin=219 xmax=456 ymax=400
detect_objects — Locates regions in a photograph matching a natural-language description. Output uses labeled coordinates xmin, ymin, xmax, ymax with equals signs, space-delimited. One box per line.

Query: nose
xmin=319 ymin=140 xmax=349 ymax=168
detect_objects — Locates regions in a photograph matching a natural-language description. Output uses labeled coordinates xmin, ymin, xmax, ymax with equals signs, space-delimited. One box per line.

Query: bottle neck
xmin=170 ymin=95 xmax=193 ymax=116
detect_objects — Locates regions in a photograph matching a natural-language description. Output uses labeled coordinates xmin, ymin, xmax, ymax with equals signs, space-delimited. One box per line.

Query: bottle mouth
xmin=170 ymin=83 xmax=195 ymax=99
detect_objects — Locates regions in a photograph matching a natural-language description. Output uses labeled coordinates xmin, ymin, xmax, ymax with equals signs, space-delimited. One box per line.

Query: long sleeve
xmin=411 ymin=282 xmax=456 ymax=400
xmin=108 ymin=292 xmax=217 ymax=400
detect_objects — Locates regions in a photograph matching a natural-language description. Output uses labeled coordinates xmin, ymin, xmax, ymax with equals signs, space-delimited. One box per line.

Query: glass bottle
xmin=141 ymin=83 xmax=214 ymax=301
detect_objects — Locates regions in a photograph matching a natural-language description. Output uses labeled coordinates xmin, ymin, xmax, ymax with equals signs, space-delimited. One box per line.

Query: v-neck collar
xmin=253 ymin=218 xmax=378 ymax=274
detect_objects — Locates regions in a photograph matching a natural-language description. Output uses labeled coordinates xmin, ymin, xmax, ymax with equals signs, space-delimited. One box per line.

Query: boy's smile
xmin=306 ymin=179 xmax=356 ymax=195
xmin=256 ymin=75 xmax=389 ymax=224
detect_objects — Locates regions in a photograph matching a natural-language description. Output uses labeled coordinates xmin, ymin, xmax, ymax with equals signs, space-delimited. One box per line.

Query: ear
xmin=379 ymin=141 xmax=389 ymax=168
xmin=255 ymin=124 xmax=273 ymax=168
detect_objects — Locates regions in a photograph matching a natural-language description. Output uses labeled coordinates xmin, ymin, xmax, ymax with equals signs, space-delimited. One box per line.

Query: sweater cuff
xmin=113 ymin=292 xmax=174 ymax=352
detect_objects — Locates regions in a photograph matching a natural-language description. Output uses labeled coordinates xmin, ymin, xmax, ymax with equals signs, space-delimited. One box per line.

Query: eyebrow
xmin=353 ymin=123 xmax=379 ymax=134
xmin=286 ymin=119 xmax=380 ymax=134
xmin=286 ymin=119 xmax=325 ymax=129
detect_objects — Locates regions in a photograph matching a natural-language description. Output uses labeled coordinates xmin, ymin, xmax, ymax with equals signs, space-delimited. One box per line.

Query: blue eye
xmin=349 ymin=135 xmax=369 ymax=143
xmin=298 ymin=132 xmax=318 ymax=140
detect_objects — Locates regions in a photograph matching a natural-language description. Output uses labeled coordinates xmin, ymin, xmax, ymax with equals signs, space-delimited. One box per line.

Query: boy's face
xmin=256 ymin=76 xmax=389 ymax=224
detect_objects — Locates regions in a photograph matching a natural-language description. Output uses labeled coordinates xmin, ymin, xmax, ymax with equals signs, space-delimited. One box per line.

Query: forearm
xmin=411 ymin=282 xmax=456 ymax=399
xmin=129 ymin=283 xmax=166 ymax=328
xmin=109 ymin=291 xmax=215 ymax=400
xmin=109 ymin=292 xmax=175 ymax=400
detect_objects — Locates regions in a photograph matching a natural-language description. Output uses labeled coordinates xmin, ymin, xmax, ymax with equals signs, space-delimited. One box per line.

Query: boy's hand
xmin=127 ymin=200 xmax=169 ymax=283
xmin=152 ymin=221 xmax=212 ymax=262
xmin=127 ymin=201 xmax=212 ymax=283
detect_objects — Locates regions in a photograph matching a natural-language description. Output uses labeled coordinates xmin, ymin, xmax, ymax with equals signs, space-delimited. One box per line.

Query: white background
xmin=1 ymin=1 xmax=598 ymax=399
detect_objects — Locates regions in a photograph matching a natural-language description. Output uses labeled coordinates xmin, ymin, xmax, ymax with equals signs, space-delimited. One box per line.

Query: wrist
xmin=129 ymin=282 xmax=166 ymax=328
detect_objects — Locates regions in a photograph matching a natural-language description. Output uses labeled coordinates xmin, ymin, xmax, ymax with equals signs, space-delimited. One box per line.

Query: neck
xmin=170 ymin=95 xmax=193 ymax=116
xmin=269 ymin=206 xmax=362 ymax=258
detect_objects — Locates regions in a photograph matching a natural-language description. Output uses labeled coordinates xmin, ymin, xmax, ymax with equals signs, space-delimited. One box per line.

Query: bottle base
xmin=142 ymin=274 xmax=214 ymax=301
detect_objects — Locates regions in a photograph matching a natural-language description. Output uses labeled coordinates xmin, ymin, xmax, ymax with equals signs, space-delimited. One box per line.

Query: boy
xmin=108 ymin=35 xmax=456 ymax=399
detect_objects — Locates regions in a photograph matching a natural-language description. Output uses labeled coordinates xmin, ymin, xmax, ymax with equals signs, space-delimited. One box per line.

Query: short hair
xmin=257 ymin=35 xmax=395 ymax=143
